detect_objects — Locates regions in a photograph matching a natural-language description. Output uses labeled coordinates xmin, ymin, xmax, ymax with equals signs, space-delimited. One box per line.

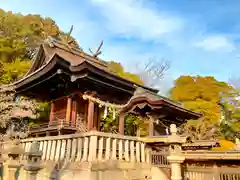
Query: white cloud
xmin=89 ymin=0 xmax=184 ymax=42
xmin=194 ymin=35 xmax=235 ymax=52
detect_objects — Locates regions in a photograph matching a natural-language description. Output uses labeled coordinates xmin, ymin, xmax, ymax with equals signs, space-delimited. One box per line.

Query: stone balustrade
xmin=13 ymin=131 xmax=150 ymax=164
xmin=1 ymin=124 xmax=240 ymax=180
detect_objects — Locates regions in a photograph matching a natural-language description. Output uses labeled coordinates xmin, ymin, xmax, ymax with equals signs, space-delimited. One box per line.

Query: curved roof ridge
xmin=46 ymin=37 xmax=108 ymax=68
xmin=133 ymin=86 xmax=182 ymax=107
xmin=9 ymin=37 xmax=159 ymax=94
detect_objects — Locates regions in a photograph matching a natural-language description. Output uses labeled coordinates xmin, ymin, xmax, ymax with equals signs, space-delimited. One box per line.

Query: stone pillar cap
xmin=167 ymin=155 xmax=185 ymax=163
xmin=24 ymin=141 xmax=42 ymax=156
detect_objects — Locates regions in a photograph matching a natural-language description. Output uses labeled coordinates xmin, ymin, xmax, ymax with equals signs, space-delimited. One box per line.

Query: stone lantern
xmin=2 ymin=139 xmax=24 ymax=180
xmin=24 ymin=141 xmax=43 ymax=180
xmin=167 ymin=124 xmax=185 ymax=180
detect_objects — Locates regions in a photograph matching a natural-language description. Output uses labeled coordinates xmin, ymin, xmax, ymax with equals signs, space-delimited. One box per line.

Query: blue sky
xmin=1 ymin=0 xmax=240 ymax=92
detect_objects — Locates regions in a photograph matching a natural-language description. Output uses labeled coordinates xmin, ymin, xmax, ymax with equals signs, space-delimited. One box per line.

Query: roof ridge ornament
xmin=66 ymin=25 xmax=74 ymax=44
xmin=45 ymin=26 xmax=84 ymax=53
xmin=89 ymin=40 xmax=103 ymax=58
xmin=61 ymin=25 xmax=75 ymax=53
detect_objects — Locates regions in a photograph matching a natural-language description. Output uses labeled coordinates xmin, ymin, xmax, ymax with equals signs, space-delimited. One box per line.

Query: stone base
xmin=3 ymin=160 xmax=151 ymax=180
xmin=56 ymin=161 xmax=151 ymax=180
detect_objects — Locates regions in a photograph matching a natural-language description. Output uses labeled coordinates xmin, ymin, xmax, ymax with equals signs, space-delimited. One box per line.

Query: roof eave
xmin=11 ymin=54 xmax=144 ymax=96
xmin=121 ymin=96 xmax=201 ymax=119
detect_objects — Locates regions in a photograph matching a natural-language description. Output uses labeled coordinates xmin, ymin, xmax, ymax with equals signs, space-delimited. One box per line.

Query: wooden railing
xmin=28 ymin=112 xmax=90 ymax=134
xmin=151 ymin=151 xmax=170 ymax=168
xmin=29 ymin=120 xmax=85 ymax=129
xmin=15 ymin=131 xmax=150 ymax=165
xmin=28 ymin=118 xmax=88 ymax=133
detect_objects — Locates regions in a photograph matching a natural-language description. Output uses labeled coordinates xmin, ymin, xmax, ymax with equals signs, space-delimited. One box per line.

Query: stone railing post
xmin=2 ymin=139 xmax=24 ymax=180
xmin=145 ymin=146 xmax=152 ymax=164
xmin=213 ymin=163 xmax=220 ymax=180
xmin=167 ymin=124 xmax=185 ymax=180
xmin=88 ymin=134 xmax=98 ymax=162
xmin=141 ymin=142 xmax=146 ymax=163
xmin=167 ymin=156 xmax=185 ymax=180
xmin=24 ymin=141 xmax=43 ymax=180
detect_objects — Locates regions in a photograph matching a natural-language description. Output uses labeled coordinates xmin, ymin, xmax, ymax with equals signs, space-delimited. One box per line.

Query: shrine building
xmin=10 ymin=38 xmax=201 ymax=137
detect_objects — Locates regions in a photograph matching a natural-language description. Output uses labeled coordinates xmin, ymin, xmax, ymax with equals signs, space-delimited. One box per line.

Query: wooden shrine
xmin=119 ymin=87 xmax=201 ymax=136
xmin=11 ymin=37 xmax=200 ymax=137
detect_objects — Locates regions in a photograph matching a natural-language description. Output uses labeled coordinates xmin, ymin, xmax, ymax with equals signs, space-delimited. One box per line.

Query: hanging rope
xmin=82 ymin=94 xmax=124 ymax=109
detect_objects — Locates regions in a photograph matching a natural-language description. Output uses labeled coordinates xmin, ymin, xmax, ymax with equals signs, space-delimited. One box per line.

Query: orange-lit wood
xmin=87 ymin=100 xmax=94 ymax=131
xmin=49 ymin=101 xmax=55 ymax=122
xmin=66 ymin=96 xmax=72 ymax=122
xmin=119 ymin=112 xmax=125 ymax=135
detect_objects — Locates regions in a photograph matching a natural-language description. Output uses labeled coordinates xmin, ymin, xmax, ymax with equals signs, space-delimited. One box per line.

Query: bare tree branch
xmin=136 ymin=57 xmax=170 ymax=88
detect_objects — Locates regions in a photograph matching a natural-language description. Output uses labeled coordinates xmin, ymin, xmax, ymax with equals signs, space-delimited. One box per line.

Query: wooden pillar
xmin=92 ymin=104 xmax=99 ymax=130
xmin=119 ymin=112 xmax=125 ymax=135
xmin=84 ymin=102 xmax=88 ymax=125
xmin=49 ymin=101 xmax=55 ymax=122
xmin=87 ymin=100 xmax=94 ymax=131
xmin=97 ymin=107 xmax=101 ymax=130
xmin=66 ymin=96 xmax=72 ymax=122
xmin=148 ymin=116 xmax=154 ymax=136
xmin=71 ymin=100 xmax=77 ymax=126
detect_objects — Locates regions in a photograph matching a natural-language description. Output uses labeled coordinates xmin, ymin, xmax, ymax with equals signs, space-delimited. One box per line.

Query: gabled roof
xmin=26 ymin=37 xmax=110 ymax=75
xmin=121 ymin=87 xmax=201 ymax=120
xmin=12 ymin=37 xmax=158 ymax=94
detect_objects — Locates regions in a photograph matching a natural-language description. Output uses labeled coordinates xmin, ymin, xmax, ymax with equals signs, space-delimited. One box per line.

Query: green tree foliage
xmin=107 ymin=61 xmax=144 ymax=85
xmin=170 ymin=75 xmax=238 ymax=140
xmin=0 ymin=9 xmax=77 ymax=84
xmin=124 ymin=114 xmax=149 ymax=136
xmin=219 ymin=90 xmax=240 ymax=140
xmin=0 ymin=58 xmax=31 ymax=84
xmin=100 ymin=110 xmax=149 ymax=136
